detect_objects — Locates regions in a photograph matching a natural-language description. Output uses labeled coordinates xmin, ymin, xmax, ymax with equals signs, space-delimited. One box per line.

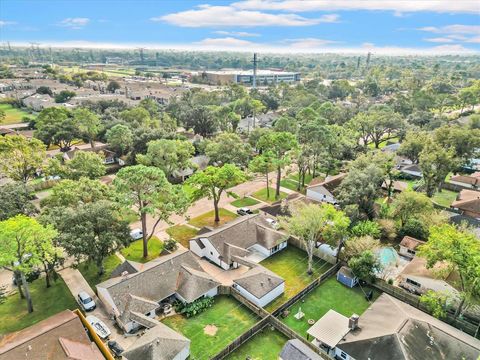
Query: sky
xmin=1 ymin=0 xmax=479 ymax=55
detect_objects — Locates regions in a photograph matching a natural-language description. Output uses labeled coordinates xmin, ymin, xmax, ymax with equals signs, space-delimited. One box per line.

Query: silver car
xmin=78 ymin=291 xmax=96 ymax=311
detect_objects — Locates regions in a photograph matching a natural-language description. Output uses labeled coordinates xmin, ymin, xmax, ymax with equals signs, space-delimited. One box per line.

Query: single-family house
xmin=336 ymin=266 xmax=358 ymax=288
xmin=172 ymin=155 xmax=210 ymax=182
xmin=398 ymin=256 xmax=457 ymax=296
xmin=381 ymin=179 xmax=408 ymax=193
xmin=96 ymin=249 xmax=219 ymax=333
xmin=306 ymin=173 xmax=346 ymax=204
xmin=232 ymin=263 xmax=284 ymax=307
xmin=400 ymin=164 xmax=422 ymax=178
xmin=0 ymin=310 xmax=104 ymax=360
xmin=189 ymin=214 xmax=288 ymax=270
xmin=451 ymin=189 xmax=480 ymax=219
xmin=381 ymin=142 xmax=401 ymax=153
xmin=450 ymin=172 xmax=480 ymax=190
xmin=334 ymin=293 xmax=480 ymax=360
xmin=399 ymin=236 xmax=425 ymax=259
xmin=63 ymin=145 xmax=117 ymax=165
xmin=279 ymin=339 xmax=323 ymax=360
xmin=122 ymin=323 xmax=190 ymax=360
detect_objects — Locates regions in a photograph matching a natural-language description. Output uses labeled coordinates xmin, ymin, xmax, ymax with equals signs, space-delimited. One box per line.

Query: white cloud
xmin=424 ymin=37 xmax=454 ymax=43
xmin=0 ymin=20 xmax=17 ymax=27
xmin=194 ymin=37 xmax=256 ymax=48
xmin=154 ymin=5 xmax=334 ymax=27
xmin=283 ymin=37 xmax=338 ymax=48
xmin=466 ymin=36 xmax=480 ymax=44
xmin=59 ymin=17 xmax=90 ymax=29
xmin=233 ymin=0 xmax=479 ymax=14
xmin=213 ymin=31 xmax=260 ymax=37
xmin=418 ymin=25 xmax=480 ymax=35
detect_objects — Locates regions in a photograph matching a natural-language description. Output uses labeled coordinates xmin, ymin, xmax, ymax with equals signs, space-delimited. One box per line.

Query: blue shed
xmin=337 ymin=266 xmax=358 ymax=288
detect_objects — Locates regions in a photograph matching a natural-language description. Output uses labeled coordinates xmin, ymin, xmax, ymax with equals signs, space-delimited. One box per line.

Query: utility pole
xmin=251 ymin=52 xmax=259 ymax=131
xmin=366 ymin=52 xmax=371 ymax=70
xmin=356 ymin=56 xmax=361 ymax=70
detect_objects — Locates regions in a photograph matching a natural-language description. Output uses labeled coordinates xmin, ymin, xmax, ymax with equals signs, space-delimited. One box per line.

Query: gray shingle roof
xmin=233 ymin=266 xmax=284 ymax=299
xmin=122 ymin=323 xmax=190 ymax=360
xmin=280 ymin=339 xmax=323 ymax=360
xmin=176 ymin=266 xmax=220 ymax=303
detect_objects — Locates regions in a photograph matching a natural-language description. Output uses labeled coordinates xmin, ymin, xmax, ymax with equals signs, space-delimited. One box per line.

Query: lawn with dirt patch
xmin=166 ymin=224 xmax=199 ymax=248
xmin=0 ymin=277 xmax=77 ymax=335
xmin=188 ymin=208 xmax=238 ymax=229
xmin=281 ymin=277 xmax=380 ymax=338
xmin=260 ymin=246 xmax=330 ymax=312
xmin=77 ymin=254 xmax=123 ymax=289
xmin=252 ymin=187 xmax=288 ymax=204
xmin=162 ymin=295 xmax=258 ymax=359
xmin=226 ymin=327 xmax=288 ymax=360
xmin=230 ymin=197 xmax=260 ymax=208
xmin=120 ymin=236 xmax=163 ymax=263
xmin=0 ymin=103 xmax=35 ymax=125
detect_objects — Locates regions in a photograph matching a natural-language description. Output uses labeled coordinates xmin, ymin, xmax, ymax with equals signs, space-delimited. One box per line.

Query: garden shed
xmin=336 ymin=266 xmax=358 ymax=288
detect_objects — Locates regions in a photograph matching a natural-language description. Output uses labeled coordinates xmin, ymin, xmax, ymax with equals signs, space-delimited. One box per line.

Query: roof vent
xmin=121 ymin=271 xmax=129 ymax=277
xmin=260 ymin=282 xmax=264 ymax=287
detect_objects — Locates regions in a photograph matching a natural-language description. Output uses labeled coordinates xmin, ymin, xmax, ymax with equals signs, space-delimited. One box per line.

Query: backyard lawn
xmin=281 ymin=277 xmax=380 ymax=338
xmin=166 ymin=224 xmax=199 ymax=248
xmin=431 ymin=189 xmax=458 ymax=208
xmin=288 ymin=172 xmax=314 ymax=185
xmin=226 ymin=327 xmax=288 ymax=360
xmin=280 ymin=179 xmax=305 ymax=193
xmin=252 ymin=187 xmax=288 ymax=204
xmin=188 ymin=208 xmax=238 ymax=228
xmin=120 ymin=236 xmax=163 ymax=263
xmin=0 ymin=103 xmax=34 ymax=125
xmin=77 ymin=254 xmax=123 ymax=289
xmin=260 ymin=246 xmax=330 ymax=312
xmin=0 ymin=277 xmax=77 ymax=335
xmin=230 ymin=197 xmax=260 ymax=208
xmin=162 ymin=295 xmax=258 ymax=360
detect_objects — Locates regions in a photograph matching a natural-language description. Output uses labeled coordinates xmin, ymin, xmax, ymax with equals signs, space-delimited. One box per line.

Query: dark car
xmin=108 ymin=340 xmax=124 ymax=357
xmin=12 ymin=269 xmax=41 ymax=286
xmin=237 ymin=207 xmax=253 ymax=216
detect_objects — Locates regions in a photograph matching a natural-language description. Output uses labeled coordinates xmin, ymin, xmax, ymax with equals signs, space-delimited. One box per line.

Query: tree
xmin=0 ymin=109 xmax=5 ymax=123
xmin=205 ymin=133 xmax=252 ymax=168
xmin=0 ymin=135 xmax=46 ymax=182
xmin=434 ymin=125 xmax=480 ymax=165
xmin=279 ymin=203 xmax=350 ymax=273
xmin=66 ymin=151 xmax=106 ymax=180
xmin=350 ymin=221 xmax=381 ymax=239
xmin=51 ymin=201 xmax=130 ymax=276
xmin=398 ymin=131 xmax=429 ymax=164
xmin=257 ymin=132 xmax=298 ymax=199
xmin=54 ymin=90 xmax=76 ymax=103
xmin=114 ymin=165 xmax=189 ymax=258
xmin=73 ymin=108 xmax=102 ymax=148
xmin=137 ymin=139 xmax=195 ymax=179
xmin=184 ymin=106 xmax=218 ymax=137
xmin=343 ymin=235 xmax=380 ymax=260
xmin=0 ymin=215 xmax=57 ymax=313
xmin=420 ymin=290 xmax=450 ymax=319
xmin=119 ymin=107 xmax=152 ymax=128
xmin=419 ymin=140 xmax=456 ymax=197
xmin=392 ymin=190 xmax=434 ymax=227
xmin=348 ymin=250 xmax=381 ymax=282
xmin=187 ymin=164 xmax=246 ymax=223
xmin=249 ymin=152 xmax=276 ymax=199
xmin=418 ymin=224 xmax=480 ymax=318
xmin=106 ymin=80 xmax=121 ymax=93
xmin=35 ymin=107 xmax=77 ymax=151
xmin=106 ymin=124 xmax=133 ymax=156
xmin=36 ymin=86 xmax=53 ymax=96
xmin=0 ymin=182 xmax=37 ymax=221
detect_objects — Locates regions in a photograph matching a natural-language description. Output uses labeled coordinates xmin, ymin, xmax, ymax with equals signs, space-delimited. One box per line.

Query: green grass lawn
xmin=120 ymin=236 xmax=163 ymax=263
xmin=280 ymin=179 xmax=305 ymax=193
xmin=252 ymin=187 xmax=288 ymax=204
xmin=162 ymin=295 xmax=258 ymax=360
xmin=226 ymin=327 xmax=288 ymax=360
xmin=260 ymin=246 xmax=330 ymax=312
xmin=166 ymin=224 xmax=199 ymax=248
xmin=281 ymin=277 xmax=380 ymax=338
xmin=230 ymin=197 xmax=260 ymax=208
xmin=0 ymin=277 xmax=77 ymax=335
xmin=0 ymin=103 xmax=34 ymax=125
xmin=77 ymin=254 xmax=123 ymax=289
xmin=188 ymin=208 xmax=238 ymax=229
xmin=288 ymin=172 xmax=315 ymax=185
xmin=431 ymin=189 xmax=458 ymax=208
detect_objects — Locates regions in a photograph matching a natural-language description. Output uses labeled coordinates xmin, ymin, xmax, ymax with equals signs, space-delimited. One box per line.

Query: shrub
xmin=398 ymin=218 xmax=429 ymax=240
xmin=376 ymin=219 xmax=397 ymax=241
xmin=351 ymin=220 xmax=381 ymax=239
xmin=175 ymin=297 xmax=215 ymax=318
xmin=164 ymin=238 xmax=178 ymax=252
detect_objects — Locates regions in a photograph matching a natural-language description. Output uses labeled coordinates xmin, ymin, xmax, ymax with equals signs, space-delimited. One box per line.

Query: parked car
xmin=77 ymin=291 xmax=96 ymax=312
xmin=265 ymin=218 xmax=279 ymax=229
xmin=107 ymin=340 xmax=124 ymax=358
xmin=130 ymin=228 xmax=143 ymax=240
xmin=237 ymin=207 xmax=253 ymax=216
xmin=12 ymin=269 xmax=41 ymax=285
xmin=86 ymin=315 xmax=111 ymax=339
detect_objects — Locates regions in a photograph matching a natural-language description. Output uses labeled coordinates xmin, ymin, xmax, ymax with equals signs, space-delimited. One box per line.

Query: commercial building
xmin=204 ymin=69 xmax=300 ymax=86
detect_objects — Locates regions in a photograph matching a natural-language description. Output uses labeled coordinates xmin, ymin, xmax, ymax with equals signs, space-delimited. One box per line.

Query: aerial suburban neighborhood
xmin=0 ymin=1 xmax=480 ymax=360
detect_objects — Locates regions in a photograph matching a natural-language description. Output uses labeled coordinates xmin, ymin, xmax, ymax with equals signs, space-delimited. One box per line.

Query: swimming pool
xmin=377 ymin=247 xmax=399 ymax=267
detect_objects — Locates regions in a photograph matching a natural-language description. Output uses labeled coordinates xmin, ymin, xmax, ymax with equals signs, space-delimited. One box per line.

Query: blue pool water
xmin=378 ymin=247 xmax=399 ymax=267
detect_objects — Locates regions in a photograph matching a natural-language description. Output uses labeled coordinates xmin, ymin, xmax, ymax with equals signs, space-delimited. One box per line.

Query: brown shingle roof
xmin=450 ymin=174 xmax=480 ymax=187
xmin=451 ymin=189 xmax=480 ymax=214
xmin=399 ymin=236 xmax=425 ymax=250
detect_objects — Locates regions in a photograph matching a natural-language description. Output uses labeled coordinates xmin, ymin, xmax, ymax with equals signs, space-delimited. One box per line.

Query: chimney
xmin=349 ymin=314 xmax=359 ymax=330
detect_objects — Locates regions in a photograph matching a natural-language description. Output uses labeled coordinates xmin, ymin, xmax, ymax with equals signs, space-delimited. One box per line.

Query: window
xmin=340 ymin=351 xmax=347 ymax=359
xmin=406 ymin=278 xmax=421 ymax=287
xmin=407 ymin=249 xmax=416 ymax=255
xmin=210 ymin=251 xmax=213 ymax=256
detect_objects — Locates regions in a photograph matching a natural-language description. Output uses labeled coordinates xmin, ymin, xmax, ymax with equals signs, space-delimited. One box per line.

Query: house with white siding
xmin=306 ymin=174 xmax=346 ymax=205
